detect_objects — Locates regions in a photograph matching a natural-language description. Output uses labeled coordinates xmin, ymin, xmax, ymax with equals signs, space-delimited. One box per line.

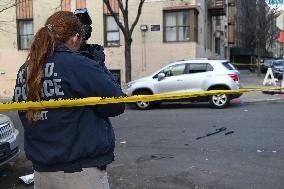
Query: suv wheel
xmin=209 ymin=88 xmax=230 ymax=109
xmin=135 ymin=91 xmax=154 ymax=110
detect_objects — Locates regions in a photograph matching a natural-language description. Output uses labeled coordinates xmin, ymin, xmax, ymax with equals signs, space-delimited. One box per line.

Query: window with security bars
xmin=164 ymin=10 xmax=190 ymax=42
xmin=103 ymin=0 xmax=120 ymax=47
xmin=104 ymin=15 xmax=120 ymax=47
xmin=16 ymin=0 xmax=33 ymax=50
xmin=61 ymin=0 xmax=71 ymax=11
xmin=215 ymin=38 xmax=221 ymax=54
xmin=18 ymin=20 xmax=33 ymax=49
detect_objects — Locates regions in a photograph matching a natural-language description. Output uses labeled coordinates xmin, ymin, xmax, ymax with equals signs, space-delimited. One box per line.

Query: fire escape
xmin=208 ymin=0 xmax=226 ymax=17
xmin=207 ymin=0 xmax=227 ymax=55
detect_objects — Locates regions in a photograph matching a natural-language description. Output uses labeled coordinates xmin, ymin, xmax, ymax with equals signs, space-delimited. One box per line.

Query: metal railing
xmin=208 ymin=0 xmax=225 ymax=8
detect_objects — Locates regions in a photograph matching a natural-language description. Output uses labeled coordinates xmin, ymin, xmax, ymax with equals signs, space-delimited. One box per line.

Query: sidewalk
xmin=238 ymin=70 xmax=284 ymax=103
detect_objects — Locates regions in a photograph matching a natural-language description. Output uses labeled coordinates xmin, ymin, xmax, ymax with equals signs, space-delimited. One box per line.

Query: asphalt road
xmin=0 ymin=100 xmax=284 ymax=189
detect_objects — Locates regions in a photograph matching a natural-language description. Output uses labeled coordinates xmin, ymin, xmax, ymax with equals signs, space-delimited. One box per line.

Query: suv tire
xmin=135 ymin=90 xmax=154 ymax=110
xmin=209 ymin=88 xmax=230 ymax=109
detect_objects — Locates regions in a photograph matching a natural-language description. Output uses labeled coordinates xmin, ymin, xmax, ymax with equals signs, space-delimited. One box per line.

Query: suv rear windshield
xmin=222 ymin=62 xmax=235 ymax=70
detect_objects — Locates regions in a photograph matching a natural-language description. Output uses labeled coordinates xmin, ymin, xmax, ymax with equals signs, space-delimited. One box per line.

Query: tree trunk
xmin=124 ymin=39 xmax=132 ymax=83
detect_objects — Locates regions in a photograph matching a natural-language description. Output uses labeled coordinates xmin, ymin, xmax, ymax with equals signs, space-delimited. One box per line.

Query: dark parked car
xmin=272 ymin=60 xmax=283 ymax=79
xmin=261 ymin=59 xmax=276 ymax=73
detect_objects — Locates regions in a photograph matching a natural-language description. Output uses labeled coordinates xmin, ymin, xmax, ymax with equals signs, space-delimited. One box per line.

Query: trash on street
xmin=19 ymin=173 xmax=34 ymax=185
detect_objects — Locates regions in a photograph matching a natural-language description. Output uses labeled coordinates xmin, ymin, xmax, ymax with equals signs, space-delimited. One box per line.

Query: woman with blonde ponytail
xmin=13 ymin=11 xmax=125 ymax=189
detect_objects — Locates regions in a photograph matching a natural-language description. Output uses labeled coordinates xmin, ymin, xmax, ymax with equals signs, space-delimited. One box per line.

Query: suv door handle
xmin=177 ymin=79 xmax=183 ymax=82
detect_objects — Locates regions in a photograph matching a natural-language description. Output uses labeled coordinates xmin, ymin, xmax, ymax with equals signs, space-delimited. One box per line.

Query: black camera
xmin=74 ymin=8 xmax=92 ymax=41
xmin=74 ymin=8 xmax=105 ymax=66
xmin=74 ymin=8 xmax=118 ymax=84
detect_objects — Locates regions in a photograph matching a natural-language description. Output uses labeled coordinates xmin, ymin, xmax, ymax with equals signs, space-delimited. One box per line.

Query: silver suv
xmin=0 ymin=114 xmax=19 ymax=166
xmin=126 ymin=59 xmax=242 ymax=109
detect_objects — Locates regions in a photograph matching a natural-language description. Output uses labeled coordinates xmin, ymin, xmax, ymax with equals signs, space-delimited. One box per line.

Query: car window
xmin=163 ymin=64 xmax=186 ymax=77
xmin=206 ymin=64 xmax=214 ymax=71
xmin=264 ymin=59 xmax=273 ymax=63
xmin=187 ymin=63 xmax=213 ymax=74
xmin=273 ymin=60 xmax=283 ymax=66
xmin=222 ymin=62 xmax=235 ymax=70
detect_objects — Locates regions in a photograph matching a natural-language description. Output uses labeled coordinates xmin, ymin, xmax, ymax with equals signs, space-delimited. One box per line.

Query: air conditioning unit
xmin=216 ymin=25 xmax=221 ymax=31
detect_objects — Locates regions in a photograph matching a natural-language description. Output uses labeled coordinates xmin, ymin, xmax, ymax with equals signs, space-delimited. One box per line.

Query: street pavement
xmin=2 ymin=100 xmax=283 ymax=189
xmin=0 ymin=70 xmax=284 ymax=189
xmin=108 ymin=102 xmax=284 ymax=189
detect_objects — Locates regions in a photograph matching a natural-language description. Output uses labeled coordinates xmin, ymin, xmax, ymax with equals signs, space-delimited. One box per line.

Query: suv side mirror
xmin=157 ymin=73 xmax=165 ymax=81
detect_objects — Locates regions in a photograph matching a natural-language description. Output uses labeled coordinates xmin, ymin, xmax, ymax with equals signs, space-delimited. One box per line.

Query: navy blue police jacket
xmin=13 ymin=44 xmax=125 ymax=172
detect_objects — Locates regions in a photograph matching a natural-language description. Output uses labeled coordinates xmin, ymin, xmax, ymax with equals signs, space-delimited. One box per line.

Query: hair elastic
xmin=46 ymin=24 xmax=53 ymax=32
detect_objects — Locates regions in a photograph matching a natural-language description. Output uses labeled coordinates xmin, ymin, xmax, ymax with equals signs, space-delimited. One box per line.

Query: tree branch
xmin=130 ymin=0 xmax=145 ymax=35
xmin=117 ymin=0 xmax=129 ymax=32
xmin=52 ymin=0 xmax=64 ymax=11
xmin=103 ymin=0 xmax=127 ymax=36
xmin=0 ymin=0 xmax=16 ymax=13
xmin=125 ymin=0 xmax=129 ymax=14
xmin=0 ymin=0 xmax=38 ymax=14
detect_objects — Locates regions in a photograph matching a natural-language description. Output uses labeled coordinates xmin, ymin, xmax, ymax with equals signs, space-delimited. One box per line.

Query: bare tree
xmin=103 ymin=0 xmax=145 ymax=83
xmin=241 ymin=0 xmax=281 ymax=76
xmin=255 ymin=1 xmax=281 ymax=76
xmin=0 ymin=0 xmax=17 ymax=32
xmin=0 ymin=0 xmax=16 ymax=13
xmin=0 ymin=0 xmax=63 ymax=32
xmin=0 ymin=0 xmax=63 ymax=13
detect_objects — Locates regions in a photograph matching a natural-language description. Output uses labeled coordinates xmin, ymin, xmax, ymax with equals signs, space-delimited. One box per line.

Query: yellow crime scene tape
xmin=0 ymin=88 xmax=283 ymax=112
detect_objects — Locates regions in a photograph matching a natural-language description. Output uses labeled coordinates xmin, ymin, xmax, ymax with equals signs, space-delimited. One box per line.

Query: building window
xmin=194 ymin=10 xmax=198 ymax=43
xmin=16 ymin=0 xmax=33 ymax=50
xmin=164 ymin=10 xmax=190 ymax=42
xmin=18 ymin=20 xmax=33 ymax=49
xmin=76 ymin=0 xmax=86 ymax=9
xmin=216 ymin=16 xmax=221 ymax=26
xmin=104 ymin=15 xmax=120 ymax=47
xmin=109 ymin=70 xmax=121 ymax=85
xmin=103 ymin=0 xmax=119 ymax=14
xmin=61 ymin=0 xmax=71 ymax=11
xmin=215 ymin=38 xmax=221 ymax=54
xmin=103 ymin=0 xmax=119 ymax=47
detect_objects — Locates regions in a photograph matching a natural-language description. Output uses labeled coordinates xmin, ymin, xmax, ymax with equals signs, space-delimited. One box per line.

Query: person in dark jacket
xmin=13 ymin=11 xmax=125 ymax=189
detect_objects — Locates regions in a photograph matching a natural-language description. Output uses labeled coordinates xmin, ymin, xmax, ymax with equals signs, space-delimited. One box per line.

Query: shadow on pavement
xmin=126 ymin=101 xmax=244 ymax=110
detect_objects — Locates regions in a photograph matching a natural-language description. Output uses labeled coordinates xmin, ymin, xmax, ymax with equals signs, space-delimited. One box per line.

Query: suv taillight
xmin=229 ymin=74 xmax=239 ymax=81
